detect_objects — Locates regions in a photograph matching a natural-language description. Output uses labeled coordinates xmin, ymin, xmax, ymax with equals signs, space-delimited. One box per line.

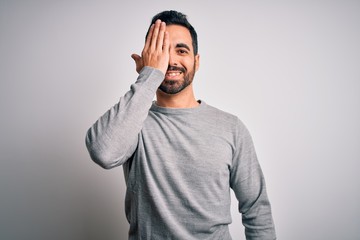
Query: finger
xmin=144 ymin=24 xmax=154 ymax=51
xmin=162 ymin=31 xmax=170 ymax=53
xmin=131 ymin=54 xmax=141 ymax=62
xmin=156 ymin=22 xmax=166 ymax=51
xmin=131 ymin=54 xmax=143 ymax=73
xmin=150 ymin=19 xmax=161 ymax=50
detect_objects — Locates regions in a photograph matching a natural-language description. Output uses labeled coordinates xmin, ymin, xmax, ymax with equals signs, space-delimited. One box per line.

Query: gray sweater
xmin=86 ymin=67 xmax=276 ymax=240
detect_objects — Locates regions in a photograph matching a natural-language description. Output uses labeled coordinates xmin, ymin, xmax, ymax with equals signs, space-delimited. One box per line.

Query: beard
xmin=159 ymin=64 xmax=196 ymax=95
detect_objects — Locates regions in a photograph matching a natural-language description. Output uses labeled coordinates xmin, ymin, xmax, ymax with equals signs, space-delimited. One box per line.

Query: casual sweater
xmin=85 ymin=67 xmax=276 ymax=240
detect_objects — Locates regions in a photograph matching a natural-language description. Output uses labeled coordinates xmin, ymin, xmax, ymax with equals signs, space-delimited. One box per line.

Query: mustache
xmin=167 ymin=65 xmax=185 ymax=73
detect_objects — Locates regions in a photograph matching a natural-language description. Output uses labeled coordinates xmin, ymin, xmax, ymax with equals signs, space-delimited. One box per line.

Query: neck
xmin=156 ymin=84 xmax=199 ymax=108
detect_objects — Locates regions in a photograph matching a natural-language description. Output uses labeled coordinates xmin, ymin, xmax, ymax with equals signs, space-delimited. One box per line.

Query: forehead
xmin=166 ymin=25 xmax=193 ymax=49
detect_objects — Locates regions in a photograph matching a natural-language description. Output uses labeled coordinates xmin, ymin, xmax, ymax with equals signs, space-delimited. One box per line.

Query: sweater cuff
xmin=137 ymin=66 xmax=165 ymax=91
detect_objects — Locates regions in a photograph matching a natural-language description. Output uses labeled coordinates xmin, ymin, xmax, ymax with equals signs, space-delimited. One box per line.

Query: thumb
xmin=131 ymin=54 xmax=143 ymax=73
xmin=131 ymin=53 xmax=141 ymax=62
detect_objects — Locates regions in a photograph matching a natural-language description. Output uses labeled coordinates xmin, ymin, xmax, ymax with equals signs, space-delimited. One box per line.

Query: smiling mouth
xmin=166 ymin=71 xmax=182 ymax=78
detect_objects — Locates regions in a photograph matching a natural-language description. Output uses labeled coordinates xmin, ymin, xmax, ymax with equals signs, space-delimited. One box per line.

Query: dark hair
xmin=146 ymin=10 xmax=198 ymax=55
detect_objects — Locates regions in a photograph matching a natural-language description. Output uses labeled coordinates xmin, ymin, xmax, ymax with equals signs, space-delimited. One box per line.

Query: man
xmin=86 ymin=10 xmax=276 ymax=240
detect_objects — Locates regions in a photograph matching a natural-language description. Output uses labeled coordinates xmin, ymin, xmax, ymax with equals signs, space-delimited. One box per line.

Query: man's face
xmin=159 ymin=24 xmax=200 ymax=94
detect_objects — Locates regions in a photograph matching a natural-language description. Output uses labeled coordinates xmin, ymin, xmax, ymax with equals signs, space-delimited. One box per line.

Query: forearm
xmin=85 ymin=67 xmax=164 ymax=169
xmin=241 ymin=178 xmax=276 ymax=240
xmin=233 ymin=164 xmax=276 ymax=239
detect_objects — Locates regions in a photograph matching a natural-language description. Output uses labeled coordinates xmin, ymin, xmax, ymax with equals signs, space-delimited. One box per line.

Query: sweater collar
xmin=150 ymin=100 xmax=205 ymax=115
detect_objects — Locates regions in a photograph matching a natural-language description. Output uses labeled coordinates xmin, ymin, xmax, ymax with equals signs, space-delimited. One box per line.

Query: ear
xmin=195 ymin=54 xmax=200 ymax=71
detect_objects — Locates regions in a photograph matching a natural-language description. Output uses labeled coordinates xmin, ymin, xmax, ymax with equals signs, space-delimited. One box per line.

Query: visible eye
xmin=177 ymin=49 xmax=189 ymax=55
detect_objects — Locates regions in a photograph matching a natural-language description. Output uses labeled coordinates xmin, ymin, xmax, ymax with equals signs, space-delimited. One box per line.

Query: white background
xmin=1 ymin=0 xmax=359 ymax=239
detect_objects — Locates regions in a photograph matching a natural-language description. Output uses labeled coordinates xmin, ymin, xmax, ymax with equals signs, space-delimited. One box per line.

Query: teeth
xmin=167 ymin=72 xmax=181 ymax=77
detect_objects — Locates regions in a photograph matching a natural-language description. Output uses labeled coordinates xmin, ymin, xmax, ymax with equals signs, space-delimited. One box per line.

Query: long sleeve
xmin=230 ymin=119 xmax=276 ymax=240
xmin=85 ymin=67 xmax=164 ymax=169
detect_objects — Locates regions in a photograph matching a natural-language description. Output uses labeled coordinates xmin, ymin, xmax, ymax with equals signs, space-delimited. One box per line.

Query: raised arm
xmin=85 ymin=20 xmax=169 ymax=169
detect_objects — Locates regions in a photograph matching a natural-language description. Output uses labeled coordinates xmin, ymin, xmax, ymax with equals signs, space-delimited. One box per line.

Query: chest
xmin=139 ymin=114 xmax=234 ymax=178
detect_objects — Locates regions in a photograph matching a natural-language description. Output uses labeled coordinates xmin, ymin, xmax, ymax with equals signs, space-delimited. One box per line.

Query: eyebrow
xmin=175 ymin=43 xmax=191 ymax=51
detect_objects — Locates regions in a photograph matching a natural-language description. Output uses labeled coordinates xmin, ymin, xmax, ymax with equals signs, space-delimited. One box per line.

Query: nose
xmin=168 ymin=51 xmax=178 ymax=66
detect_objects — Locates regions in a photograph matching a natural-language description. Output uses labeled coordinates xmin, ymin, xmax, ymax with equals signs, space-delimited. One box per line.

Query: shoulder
xmin=201 ymin=101 xmax=247 ymax=133
xmin=201 ymin=102 xmax=241 ymax=124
